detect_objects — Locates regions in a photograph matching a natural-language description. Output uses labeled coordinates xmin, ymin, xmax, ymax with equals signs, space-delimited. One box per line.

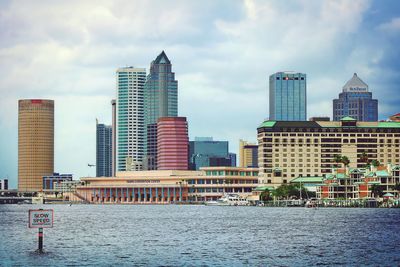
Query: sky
xmin=1 ymin=0 xmax=400 ymax=188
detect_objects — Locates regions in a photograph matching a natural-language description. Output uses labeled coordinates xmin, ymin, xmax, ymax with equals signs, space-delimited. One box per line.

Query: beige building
xmin=76 ymin=167 xmax=259 ymax=203
xmin=239 ymin=139 xmax=258 ymax=168
xmin=18 ymin=99 xmax=54 ymax=192
xmin=257 ymin=117 xmax=400 ymax=187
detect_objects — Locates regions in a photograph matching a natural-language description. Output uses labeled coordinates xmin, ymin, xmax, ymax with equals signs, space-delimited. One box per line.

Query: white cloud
xmin=378 ymin=17 xmax=400 ymax=32
xmin=2 ymin=0 xmax=399 ymax=188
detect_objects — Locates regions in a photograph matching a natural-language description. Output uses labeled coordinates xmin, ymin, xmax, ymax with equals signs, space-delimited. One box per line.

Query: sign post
xmin=29 ymin=209 xmax=53 ymax=253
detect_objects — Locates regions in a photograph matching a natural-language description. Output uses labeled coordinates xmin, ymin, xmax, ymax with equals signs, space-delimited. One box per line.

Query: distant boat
xmin=305 ymin=198 xmax=318 ymax=208
xmin=205 ymin=193 xmax=248 ymax=206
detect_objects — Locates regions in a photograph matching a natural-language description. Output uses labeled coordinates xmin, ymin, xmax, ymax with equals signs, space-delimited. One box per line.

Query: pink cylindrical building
xmin=157 ymin=117 xmax=189 ymax=170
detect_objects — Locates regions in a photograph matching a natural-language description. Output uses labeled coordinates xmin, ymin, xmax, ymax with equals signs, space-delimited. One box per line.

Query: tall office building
xmin=18 ymin=99 xmax=54 ymax=192
xmin=96 ymin=120 xmax=112 ymax=177
xmin=239 ymin=140 xmax=258 ymax=168
xmin=144 ymin=51 xmax=178 ymax=170
xmin=189 ymin=137 xmax=232 ymax=170
xmin=333 ymin=73 xmax=378 ymax=121
xmin=111 ymin=99 xmax=116 ymax=176
xmin=157 ymin=117 xmax=188 ymax=170
xmin=269 ymin=72 xmax=307 ymax=121
xmin=116 ymin=67 xmax=146 ymax=171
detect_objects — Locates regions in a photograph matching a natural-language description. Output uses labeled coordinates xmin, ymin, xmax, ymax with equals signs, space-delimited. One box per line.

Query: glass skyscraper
xmin=96 ymin=120 xmax=112 ymax=177
xmin=116 ymin=67 xmax=146 ymax=171
xmin=144 ymin=51 xmax=178 ymax=170
xmin=269 ymin=72 xmax=307 ymax=121
xmin=189 ymin=137 xmax=232 ymax=170
xmin=333 ymin=73 xmax=378 ymax=121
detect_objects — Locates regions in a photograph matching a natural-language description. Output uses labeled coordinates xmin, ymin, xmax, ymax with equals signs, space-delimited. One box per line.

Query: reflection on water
xmin=1 ymin=205 xmax=400 ymax=266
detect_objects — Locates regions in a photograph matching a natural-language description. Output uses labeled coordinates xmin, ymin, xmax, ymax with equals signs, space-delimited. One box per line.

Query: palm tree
xmin=334 ymin=154 xmax=342 ymax=168
xmin=371 ymin=160 xmax=380 ymax=168
xmin=391 ymin=183 xmax=400 ymax=197
xmin=359 ymin=152 xmax=370 ymax=168
xmin=341 ymin=156 xmax=350 ymax=167
xmin=370 ymin=184 xmax=383 ymax=198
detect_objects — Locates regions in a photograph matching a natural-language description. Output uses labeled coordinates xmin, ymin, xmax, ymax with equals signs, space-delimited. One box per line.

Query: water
xmin=1 ymin=205 xmax=400 ymax=266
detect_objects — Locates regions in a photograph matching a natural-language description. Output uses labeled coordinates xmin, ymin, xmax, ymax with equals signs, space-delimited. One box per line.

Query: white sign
xmin=29 ymin=209 xmax=54 ymax=228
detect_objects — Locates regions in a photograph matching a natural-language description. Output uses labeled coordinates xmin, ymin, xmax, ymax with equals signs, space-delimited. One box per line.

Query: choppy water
xmin=1 ymin=205 xmax=400 ymax=266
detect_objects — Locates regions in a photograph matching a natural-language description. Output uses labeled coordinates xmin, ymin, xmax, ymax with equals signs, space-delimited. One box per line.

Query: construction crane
xmin=88 ymin=164 xmax=95 ymax=167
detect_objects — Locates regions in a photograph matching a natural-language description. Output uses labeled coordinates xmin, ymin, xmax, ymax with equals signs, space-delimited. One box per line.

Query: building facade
xmin=96 ymin=120 xmax=112 ymax=177
xmin=257 ymin=118 xmax=400 ymax=187
xmin=111 ymin=99 xmax=117 ymax=176
xmin=0 ymin=179 xmax=8 ymax=190
xmin=116 ymin=67 xmax=146 ymax=171
xmin=157 ymin=117 xmax=189 ymax=170
xmin=189 ymin=137 xmax=232 ymax=170
xmin=76 ymin=167 xmax=259 ymax=203
xmin=18 ymin=99 xmax=54 ymax=192
xmin=269 ymin=72 xmax=307 ymax=121
xmin=333 ymin=73 xmax=378 ymax=121
xmin=239 ymin=139 xmax=258 ymax=168
xmin=43 ymin=173 xmax=73 ymax=190
xmin=144 ymin=51 xmax=178 ymax=170
xmin=316 ymin=165 xmax=400 ymax=199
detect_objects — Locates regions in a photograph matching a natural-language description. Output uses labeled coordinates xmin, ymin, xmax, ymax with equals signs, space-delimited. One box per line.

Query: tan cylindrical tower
xmin=18 ymin=99 xmax=54 ymax=192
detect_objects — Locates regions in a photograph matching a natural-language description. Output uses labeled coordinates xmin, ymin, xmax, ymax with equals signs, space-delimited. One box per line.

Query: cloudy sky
xmin=1 ymin=0 xmax=399 ymax=188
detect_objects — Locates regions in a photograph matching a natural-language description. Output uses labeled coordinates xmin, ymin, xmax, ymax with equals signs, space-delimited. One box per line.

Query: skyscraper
xmin=116 ymin=67 xmax=146 ymax=171
xmin=111 ymin=99 xmax=116 ymax=176
xmin=333 ymin=73 xmax=378 ymax=121
xmin=189 ymin=137 xmax=232 ymax=170
xmin=144 ymin=51 xmax=178 ymax=170
xmin=18 ymin=99 xmax=54 ymax=192
xmin=239 ymin=140 xmax=258 ymax=168
xmin=269 ymin=72 xmax=307 ymax=121
xmin=157 ymin=117 xmax=188 ymax=170
xmin=96 ymin=120 xmax=112 ymax=177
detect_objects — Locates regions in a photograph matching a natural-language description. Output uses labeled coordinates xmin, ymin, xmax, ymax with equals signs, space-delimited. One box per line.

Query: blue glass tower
xmin=269 ymin=72 xmax=307 ymax=121
xmin=189 ymin=137 xmax=232 ymax=170
xmin=96 ymin=120 xmax=112 ymax=177
xmin=333 ymin=73 xmax=378 ymax=121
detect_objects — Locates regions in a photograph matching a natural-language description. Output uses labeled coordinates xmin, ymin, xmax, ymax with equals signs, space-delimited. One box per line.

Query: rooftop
xmin=342 ymin=73 xmax=368 ymax=92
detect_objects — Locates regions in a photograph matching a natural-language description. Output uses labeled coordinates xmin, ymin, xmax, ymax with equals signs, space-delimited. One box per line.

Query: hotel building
xmin=257 ymin=118 xmax=400 ymax=186
xmin=76 ymin=167 xmax=259 ymax=204
xmin=144 ymin=51 xmax=178 ymax=170
xmin=269 ymin=72 xmax=307 ymax=121
xmin=157 ymin=117 xmax=189 ymax=170
xmin=18 ymin=99 xmax=54 ymax=192
xmin=116 ymin=67 xmax=146 ymax=171
xmin=333 ymin=73 xmax=378 ymax=121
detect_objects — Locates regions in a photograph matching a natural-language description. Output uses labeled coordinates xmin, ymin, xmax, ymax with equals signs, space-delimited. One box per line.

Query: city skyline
xmin=1 ymin=1 xmax=400 ymax=188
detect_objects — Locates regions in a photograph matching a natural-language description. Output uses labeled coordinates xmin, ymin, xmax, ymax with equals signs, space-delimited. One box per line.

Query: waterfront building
xmin=157 ymin=117 xmax=188 ymax=170
xmin=144 ymin=51 xmax=178 ymax=170
xmin=18 ymin=99 xmax=54 ymax=192
xmin=333 ymin=73 xmax=378 ymax=121
xmin=315 ymin=164 xmax=400 ymax=199
xmin=309 ymin=117 xmax=330 ymax=122
xmin=54 ymin=180 xmax=81 ymax=193
xmin=189 ymin=137 xmax=232 ymax=170
xmin=257 ymin=118 xmax=400 ymax=186
xmin=390 ymin=113 xmax=400 ymax=122
xmin=0 ymin=179 xmax=8 ymax=190
xmin=269 ymin=72 xmax=306 ymax=121
xmin=116 ymin=67 xmax=146 ymax=171
xmin=96 ymin=120 xmax=112 ymax=177
xmin=76 ymin=167 xmax=259 ymax=203
xmin=42 ymin=173 xmax=73 ymax=190
xmin=111 ymin=99 xmax=117 ymax=176
xmin=239 ymin=139 xmax=258 ymax=168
